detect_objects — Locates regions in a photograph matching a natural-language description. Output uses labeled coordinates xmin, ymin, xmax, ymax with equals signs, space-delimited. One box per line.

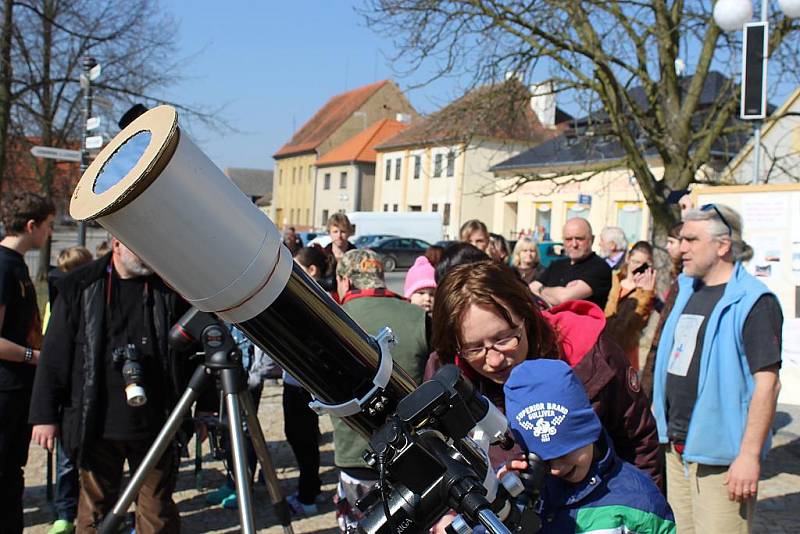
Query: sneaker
xmin=286 ymin=493 xmax=319 ymax=516
xmin=221 ymin=493 xmax=238 ymax=510
xmin=206 ymin=484 xmax=235 ymax=506
xmin=47 ymin=520 xmax=75 ymax=534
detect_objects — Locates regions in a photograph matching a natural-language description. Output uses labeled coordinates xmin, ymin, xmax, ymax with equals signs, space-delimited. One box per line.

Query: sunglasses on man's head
xmin=700 ymin=204 xmax=732 ymax=236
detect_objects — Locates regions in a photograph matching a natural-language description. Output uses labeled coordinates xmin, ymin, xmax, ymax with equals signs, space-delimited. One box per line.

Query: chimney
xmin=530 ymin=81 xmax=556 ymax=128
xmin=395 ymin=113 xmax=412 ymax=124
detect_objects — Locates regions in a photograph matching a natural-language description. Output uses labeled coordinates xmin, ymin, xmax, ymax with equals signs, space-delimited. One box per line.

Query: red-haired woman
xmin=432 ymin=260 xmax=661 ymax=487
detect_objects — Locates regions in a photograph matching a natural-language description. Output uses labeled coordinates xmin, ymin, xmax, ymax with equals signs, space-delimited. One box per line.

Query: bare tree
xmin=362 ymin=0 xmax=800 ymax=243
xmin=5 ymin=0 xmax=225 ymax=278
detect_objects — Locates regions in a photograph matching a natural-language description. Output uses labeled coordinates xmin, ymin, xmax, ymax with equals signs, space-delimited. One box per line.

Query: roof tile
xmin=316 ymin=119 xmax=409 ymax=166
xmin=376 ymin=79 xmax=568 ymax=150
xmin=274 ymin=80 xmax=389 ymax=158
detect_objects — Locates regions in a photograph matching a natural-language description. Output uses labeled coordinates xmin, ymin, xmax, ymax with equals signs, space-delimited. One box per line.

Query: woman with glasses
xmin=431 ymin=260 xmax=662 ymax=488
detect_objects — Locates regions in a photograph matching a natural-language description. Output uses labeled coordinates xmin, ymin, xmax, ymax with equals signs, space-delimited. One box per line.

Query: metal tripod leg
xmin=240 ymin=390 xmax=295 ymax=534
xmin=221 ymin=367 xmax=257 ymax=534
xmin=98 ymin=365 xmax=209 ymax=534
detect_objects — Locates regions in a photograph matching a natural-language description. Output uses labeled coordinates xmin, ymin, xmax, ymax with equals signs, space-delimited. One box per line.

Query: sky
xmin=155 ymin=1 xmax=797 ymax=173
xmin=156 ymin=0 xmax=472 ymax=171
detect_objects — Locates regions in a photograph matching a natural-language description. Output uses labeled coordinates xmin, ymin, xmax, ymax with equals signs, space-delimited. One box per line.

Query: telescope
xmin=70 ymin=105 xmax=540 ymax=533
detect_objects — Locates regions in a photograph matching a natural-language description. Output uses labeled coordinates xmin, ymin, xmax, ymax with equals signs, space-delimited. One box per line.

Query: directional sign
xmin=86 ymin=135 xmax=104 ymax=149
xmin=30 ymin=146 xmax=81 ymax=162
xmin=86 ymin=116 xmax=101 ymax=130
xmin=89 ymin=63 xmax=101 ymax=81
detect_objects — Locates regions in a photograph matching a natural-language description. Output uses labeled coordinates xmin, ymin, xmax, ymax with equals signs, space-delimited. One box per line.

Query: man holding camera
xmin=30 ymin=237 xmax=189 ymax=533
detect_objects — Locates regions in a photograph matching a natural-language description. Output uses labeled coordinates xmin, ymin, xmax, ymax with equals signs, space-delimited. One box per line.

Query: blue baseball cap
xmin=504 ymin=359 xmax=602 ymax=461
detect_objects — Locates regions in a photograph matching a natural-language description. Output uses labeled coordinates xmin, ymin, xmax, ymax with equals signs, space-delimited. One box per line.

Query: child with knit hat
xmin=504 ymin=360 xmax=675 ymax=533
xmin=404 ymin=256 xmax=436 ymax=314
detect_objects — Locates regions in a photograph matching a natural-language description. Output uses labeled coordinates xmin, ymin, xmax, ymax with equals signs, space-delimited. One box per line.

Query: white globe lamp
xmin=713 ymin=0 xmax=753 ymax=31
xmin=778 ymin=0 xmax=800 ymax=18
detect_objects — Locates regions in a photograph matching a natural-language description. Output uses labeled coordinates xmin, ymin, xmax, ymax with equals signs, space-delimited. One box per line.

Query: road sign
xmin=30 ymin=146 xmax=81 ymax=162
xmin=89 ymin=63 xmax=101 ymax=81
xmin=86 ymin=116 xmax=101 ymax=130
xmin=86 ymin=135 xmax=103 ymax=149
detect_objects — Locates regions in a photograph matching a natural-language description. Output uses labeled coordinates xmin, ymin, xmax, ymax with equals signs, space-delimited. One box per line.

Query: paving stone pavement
xmin=21 ymin=386 xmax=800 ymax=533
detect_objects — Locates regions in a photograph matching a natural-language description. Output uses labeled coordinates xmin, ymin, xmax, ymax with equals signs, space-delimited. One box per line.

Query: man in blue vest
xmin=653 ymin=204 xmax=782 ymax=533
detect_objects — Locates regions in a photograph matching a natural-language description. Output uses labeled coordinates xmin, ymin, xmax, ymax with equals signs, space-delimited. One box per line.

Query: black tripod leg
xmin=240 ymin=390 xmax=295 ymax=534
xmin=221 ymin=368 xmax=257 ymax=534
xmin=98 ymin=365 xmax=209 ymax=534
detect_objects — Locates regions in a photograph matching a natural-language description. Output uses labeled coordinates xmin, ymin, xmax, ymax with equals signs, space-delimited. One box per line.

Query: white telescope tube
xmin=71 ymin=105 xmax=291 ymax=323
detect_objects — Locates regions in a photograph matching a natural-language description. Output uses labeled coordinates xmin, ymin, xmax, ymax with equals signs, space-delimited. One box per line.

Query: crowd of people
xmin=0 ymin=191 xmax=783 ymax=534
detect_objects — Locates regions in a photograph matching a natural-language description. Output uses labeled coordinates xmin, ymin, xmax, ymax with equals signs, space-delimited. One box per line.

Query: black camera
xmin=112 ymin=344 xmax=147 ymax=407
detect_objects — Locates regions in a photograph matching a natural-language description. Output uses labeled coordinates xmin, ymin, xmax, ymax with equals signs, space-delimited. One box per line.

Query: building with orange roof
xmin=372 ymin=79 xmax=570 ymax=239
xmin=271 ymin=80 xmax=417 ymax=230
xmin=313 ymin=118 xmax=409 ymax=226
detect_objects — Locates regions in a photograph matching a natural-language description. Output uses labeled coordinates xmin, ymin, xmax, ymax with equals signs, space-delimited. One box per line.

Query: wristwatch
xmin=24 ymin=347 xmax=33 ymax=362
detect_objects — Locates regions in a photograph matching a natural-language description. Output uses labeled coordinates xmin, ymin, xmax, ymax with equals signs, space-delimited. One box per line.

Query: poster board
xmin=693 ymin=184 xmax=800 ymax=405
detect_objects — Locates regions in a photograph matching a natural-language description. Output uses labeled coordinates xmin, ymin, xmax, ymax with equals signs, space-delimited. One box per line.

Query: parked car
xmin=538 ymin=241 xmax=564 ymax=268
xmin=433 ymin=240 xmax=458 ymax=249
xmin=370 ymin=237 xmax=431 ymax=272
xmin=354 ymin=234 xmax=398 ymax=249
xmin=297 ymin=231 xmax=321 ymax=246
xmin=307 ymin=234 xmax=356 ymax=249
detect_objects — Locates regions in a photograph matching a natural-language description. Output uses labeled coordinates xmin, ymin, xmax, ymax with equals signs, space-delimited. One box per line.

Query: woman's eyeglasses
xmin=700 ymin=204 xmax=732 ymax=236
xmin=458 ymin=323 xmax=524 ymax=361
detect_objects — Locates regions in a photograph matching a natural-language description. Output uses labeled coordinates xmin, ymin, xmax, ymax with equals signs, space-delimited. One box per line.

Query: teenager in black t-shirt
xmin=0 ymin=192 xmax=54 ymax=534
xmin=530 ymin=217 xmax=612 ymax=308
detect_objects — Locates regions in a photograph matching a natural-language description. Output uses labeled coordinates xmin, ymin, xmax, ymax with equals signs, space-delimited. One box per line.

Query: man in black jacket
xmin=30 ymin=237 xmax=189 ymax=533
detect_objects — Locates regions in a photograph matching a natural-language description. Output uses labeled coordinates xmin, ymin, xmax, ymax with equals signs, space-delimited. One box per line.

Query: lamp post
xmin=78 ymin=56 xmax=99 ymax=246
xmin=713 ymin=0 xmax=800 ymax=183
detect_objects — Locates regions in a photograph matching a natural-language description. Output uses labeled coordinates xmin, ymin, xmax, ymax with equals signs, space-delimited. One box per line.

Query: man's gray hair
xmin=600 ymin=226 xmax=627 ymax=251
xmin=682 ymin=204 xmax=753 ymax=262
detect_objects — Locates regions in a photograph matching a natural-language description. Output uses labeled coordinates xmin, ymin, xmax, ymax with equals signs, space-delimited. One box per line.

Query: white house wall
xmin=493 ymin=167 xmax=660 ymax=243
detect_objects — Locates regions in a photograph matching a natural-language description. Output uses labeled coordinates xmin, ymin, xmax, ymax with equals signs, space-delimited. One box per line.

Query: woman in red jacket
xmin=431 ymin=260 xmax=662 ymax=488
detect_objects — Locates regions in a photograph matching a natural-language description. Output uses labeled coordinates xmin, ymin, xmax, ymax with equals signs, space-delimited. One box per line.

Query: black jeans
xmin=282 ymin=383 xmax=321 ymax=504
xmin=0 ymin=389 xmax=32 ymax=534
xmin=55 ymin=439 xmax=79 ymax=522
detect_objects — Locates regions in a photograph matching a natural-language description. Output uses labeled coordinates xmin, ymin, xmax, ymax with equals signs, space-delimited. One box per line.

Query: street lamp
xmin=713 ymin=0 xmax=800 ymax=183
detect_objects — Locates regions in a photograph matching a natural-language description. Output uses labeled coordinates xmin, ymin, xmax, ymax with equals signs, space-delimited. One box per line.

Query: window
xmin=443 ymin=203 xmax=451 ymax=226
xmin=308 ymin=165 xmax=313 ymax=183
xmin=565 ymin=201 xmax=589 ymax=222
xmin=395 ymin=158 xmax=401 ymax=180
xmin=279 ymin=169 xmax=283 ymax=186
xmin=408 ymin=205 xmax=422 ymax=212
xmin=413 ymin=155 xmax=421 ymax=179
xmin=323 ymin=173 xmax=331 ymax=190
xmin=534 ymin=203 xmax=552 ymax=241
xmin=383 ymin=203 xmax=389 ymax=212
xmin=617 ymin=202 xmax=643 ymax=243
xmin=305 ymin=209 xmax=310 ymax=225
xmin=340 ymin=172 xmax=348 ymax=189
xmin=392 ymin=204 xmax=398 ymax=212
xmin=292 ymin=167 xmax=296 ymax=184
xmin=433 ymin=154 xmax=443 ymax=177
xmin=299 ymin=167 xmax=303 ymax=182
xmin=385 ymin=159 xmax=392 ymax=181
xmin=290 ymin=208 xmax=294 ymax=223
xmin=431 ymin=203 xmax=438 ymax=212
xmin=321 ymin=209 xmax=329 ymax=226
xmin=446 ymin=151 xmax=455 ymax=177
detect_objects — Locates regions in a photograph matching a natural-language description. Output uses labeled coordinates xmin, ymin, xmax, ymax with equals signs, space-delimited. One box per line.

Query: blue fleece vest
xmin=653 ymin=262 xmax=773 ymax=465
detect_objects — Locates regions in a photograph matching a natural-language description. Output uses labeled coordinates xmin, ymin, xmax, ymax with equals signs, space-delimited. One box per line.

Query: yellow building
xmin=272 ymin=80 xmax=417 ymax=230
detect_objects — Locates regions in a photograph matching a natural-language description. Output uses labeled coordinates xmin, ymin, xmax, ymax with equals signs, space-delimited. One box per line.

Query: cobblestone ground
xmin=22 ymin=387 xmax=800 ymax=533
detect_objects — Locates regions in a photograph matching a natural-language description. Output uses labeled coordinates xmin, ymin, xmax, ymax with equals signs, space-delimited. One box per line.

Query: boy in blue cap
xmin=504 ymin=360 xmax=675 ymax=533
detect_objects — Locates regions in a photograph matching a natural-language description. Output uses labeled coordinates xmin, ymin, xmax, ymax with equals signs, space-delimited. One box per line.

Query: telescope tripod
xmin=98 ymin=330 xmax=294 ymax=534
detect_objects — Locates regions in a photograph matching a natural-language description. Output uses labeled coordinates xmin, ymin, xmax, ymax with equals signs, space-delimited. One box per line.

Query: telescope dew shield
xmin=70 ymin=105 xmax=416 ymax=436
